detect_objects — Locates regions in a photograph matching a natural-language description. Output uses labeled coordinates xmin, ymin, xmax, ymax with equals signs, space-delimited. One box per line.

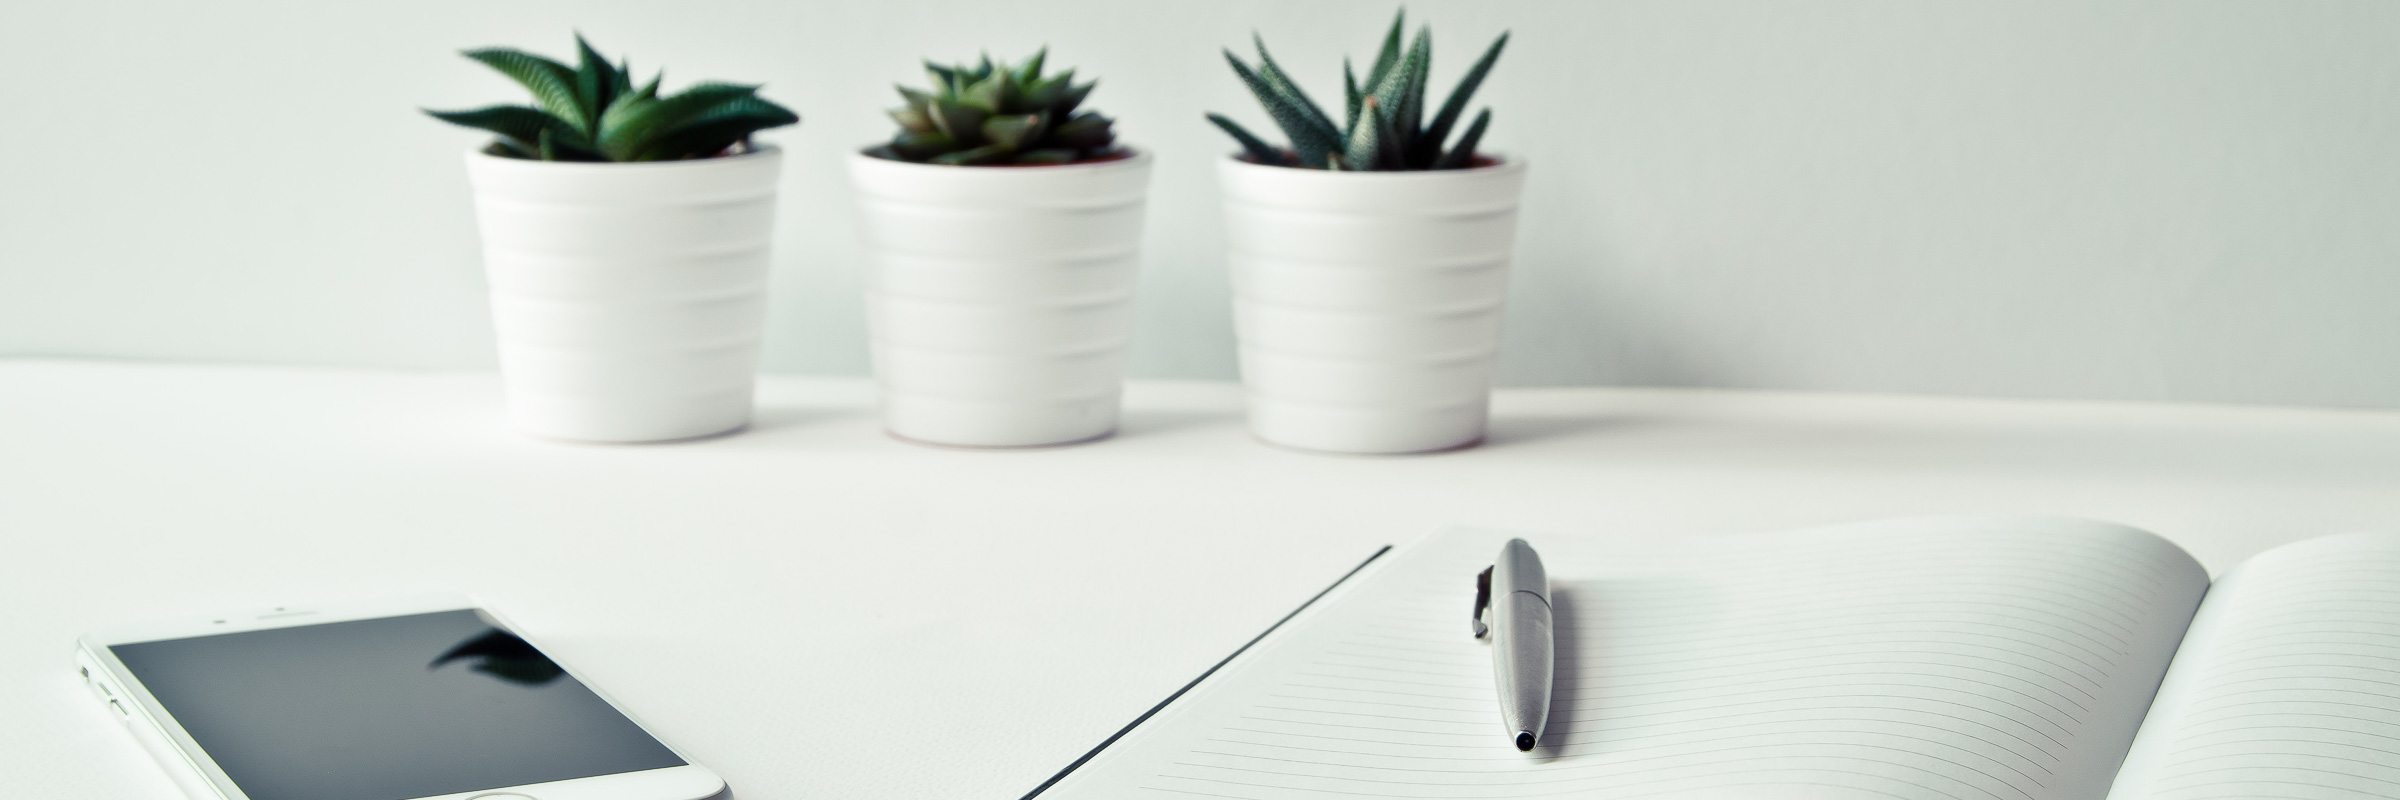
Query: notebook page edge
xmin=2102 ymin=532 xmax=2400 ymax=800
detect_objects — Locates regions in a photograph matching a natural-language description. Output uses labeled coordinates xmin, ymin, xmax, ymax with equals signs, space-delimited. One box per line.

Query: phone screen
xmin=108 ymin=609 xmax=686 ymax=800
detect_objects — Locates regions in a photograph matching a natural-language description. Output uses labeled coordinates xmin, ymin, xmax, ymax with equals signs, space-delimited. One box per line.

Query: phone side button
xmin=106 ymin=699 xmax=129 ymax=718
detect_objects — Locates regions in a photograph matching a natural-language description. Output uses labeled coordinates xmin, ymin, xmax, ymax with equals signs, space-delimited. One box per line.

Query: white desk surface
xmin=5 ymin=359 xmax=2398 ymax=800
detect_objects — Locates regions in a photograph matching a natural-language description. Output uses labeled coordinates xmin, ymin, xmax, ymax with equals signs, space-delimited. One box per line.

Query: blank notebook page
xmin=1045 ymin=518 xmax=2210 ymax=800
xmin=2106 ymin=533 xmax=2400 ymax=800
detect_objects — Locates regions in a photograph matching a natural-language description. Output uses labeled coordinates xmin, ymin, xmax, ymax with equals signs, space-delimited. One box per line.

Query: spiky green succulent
xmin=426 ymin=34 xmax=798 ymax=162
xmin=868 ymin=49 xmax=1121 ymax=166
xmin=1210 ymin=10 xmax=1506 ymax=171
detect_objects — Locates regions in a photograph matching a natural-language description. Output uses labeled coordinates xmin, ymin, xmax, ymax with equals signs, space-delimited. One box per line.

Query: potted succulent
xmin=850 ymin=50 xmax=1149 ymax=447
xmin=427 ymin=35 xmax=798 ymax=442
xmin=1208 ymin=12 xmax=1519 ymax=454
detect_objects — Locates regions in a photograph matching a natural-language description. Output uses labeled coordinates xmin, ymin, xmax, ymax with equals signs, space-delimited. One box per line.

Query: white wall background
xmin=4 ymin=1 xmax=2396 ymax=407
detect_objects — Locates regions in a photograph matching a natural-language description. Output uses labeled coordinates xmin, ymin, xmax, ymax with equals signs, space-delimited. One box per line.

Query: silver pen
xmin=1473 ymin=538 xmax=1554 ymax=752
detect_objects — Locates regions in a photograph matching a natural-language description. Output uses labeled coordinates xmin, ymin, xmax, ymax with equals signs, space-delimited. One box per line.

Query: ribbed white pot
xmin=463 ymin=146 xmax=781 ymax=443
xmin=849 ymin=150 xmax=1151 ymax=447
xmin=1218 ymin=155 xmax=1528 ymax=454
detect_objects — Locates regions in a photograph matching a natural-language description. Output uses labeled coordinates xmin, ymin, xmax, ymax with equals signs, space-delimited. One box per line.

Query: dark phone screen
xmin=109 ymin=609 xmax=685 ymax=800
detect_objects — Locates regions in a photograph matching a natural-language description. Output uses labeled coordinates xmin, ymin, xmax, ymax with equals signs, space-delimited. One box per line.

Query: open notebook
xmin=1034 ymin=517 xmax=2400 ymax=800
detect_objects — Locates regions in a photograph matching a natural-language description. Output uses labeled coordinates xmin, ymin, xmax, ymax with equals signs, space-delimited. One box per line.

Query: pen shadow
xmin=1533 ymin=582 xmax=1600 ymax=762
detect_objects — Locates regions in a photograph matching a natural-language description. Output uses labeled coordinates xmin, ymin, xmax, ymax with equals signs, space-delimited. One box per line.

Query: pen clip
xmin=1472 ymin=565 xmax=1493 ymax=638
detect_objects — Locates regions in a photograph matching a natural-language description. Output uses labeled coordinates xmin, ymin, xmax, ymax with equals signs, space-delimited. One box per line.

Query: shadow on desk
xmin=1115 ymin=408 xmax=1241 ymax=438
xmin=1482 ymin=414 xmax=1630 ymax=449
xmin=718 ymin=397 xmax=1634 ymax=453
xmin=746 ymin=404 xmax=875 ymax=434
xmin=1108 ymin=408 xmax=1635 ymax=452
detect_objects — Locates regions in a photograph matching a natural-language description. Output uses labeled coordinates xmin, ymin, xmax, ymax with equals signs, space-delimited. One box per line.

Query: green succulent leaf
xmin=625 ymin=71 xmax=661 ymax=104
xmin=1052 ymin=80 xmax=1095 ymax=117
xmin=925 ymin=97 xmax=991 ymax=143
xmin=931 ymin=142 xmax=1015 ymax=166
xmin=981 ymin=111 xmax=1050 ymax=150
xmin=958 ymin=69 xmax=1022 ymax=114
xmin=1015 ymin=147 xmax=1080 ymax=165
xmin=877 ymin=50 xmax=1117 ymax=165
xmin=638 ymin=94 xmax=799 ymax=160
xmin=597 ymin=82 xmax=763 ymax=160
xmin=1376 ymin=93 xmax=1407 ymax=167
xmin=1415 ymin=31 xmax=1507 ymax=167
xmin=1210 ymin=8 xmax=1501 ymax=171
xmin=485 ymin=139 xmax=537 ymax=159
xmin=1433 ymin=107 xmax=1489 ymax=169
xmin=1367 ymin=27 xmax=1430 ymax=158
xmin=427 ymin=105 xmax=565 ymax=148
xmin=572 ymin=34 xmax=618 ymax=131
xmin=428 ymin=104 xmax=598 ymax=157
xmin=1016 ymin=47 xmax=1047 ymax=85
xmin=1395 ymin=28 xmax=1432 ymax=158
xmin=1223 ymin=50 xmax=1340 ymax=167
xmin=1049 ymin=111 xmax=1114 ymax=149
xmin=890 ymin=106 xmax=935 ymax=133
xmin=897 ymin=86 xmax=933 ymax=116
xmin=1341 ymin=97 xmax=1384 ymax=171
xmin=925 ymin=63 xmax=959 ymax=94
xmin=1343 ymin=58 xmax=1363 ymax=136
xmin=1022 ymin=71 xmax=1072 ymax=110
xmin=1363 ymin=9 xmax=1406 ymax=93
xmin=1208 ymin=113 xmax=1283 ymax=165
xmin=889 ymin=130 xmax=957 ymax=160
xmin=463 ymin=48 xmax=586 ymax=136
xmin=432 ymin=37 xmax=793 ymax=162
xmin=1253 ymin=34 xmax=1342 ymax=141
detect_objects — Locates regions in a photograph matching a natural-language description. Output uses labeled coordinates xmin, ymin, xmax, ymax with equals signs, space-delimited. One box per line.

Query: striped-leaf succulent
xmin=426 ymin=35 xmax=798 ymax=162
xmin=1210 ymin=10 xmax=1506 ymax=171
xmin=869 ymin=49 xmax=1121 ymax=166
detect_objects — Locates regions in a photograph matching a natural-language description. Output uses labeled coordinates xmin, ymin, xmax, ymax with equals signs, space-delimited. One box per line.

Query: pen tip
xmin=1515 ymin=732 xmax=1537 ymax=751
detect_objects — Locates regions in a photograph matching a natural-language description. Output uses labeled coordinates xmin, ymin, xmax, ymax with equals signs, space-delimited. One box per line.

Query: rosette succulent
xmin=426 ymin=35 xmax=798 ymax=162
xmin=1210 ymin=10 xmax=1507 ymax=171
xmin=869 ymin=49 xmax=1121 ymax=166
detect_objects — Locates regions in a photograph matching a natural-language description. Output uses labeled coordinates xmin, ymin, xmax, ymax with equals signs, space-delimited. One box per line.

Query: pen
xmin=1472 ymin=538 xmax=1554 ymax=752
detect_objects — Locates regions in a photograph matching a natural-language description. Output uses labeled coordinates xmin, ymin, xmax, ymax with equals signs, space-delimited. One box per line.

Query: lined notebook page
xmin=2106 ymin=533 xmax=2400 ymax=800
xmin=1045 ymin=517 xmax=2210 ymax=800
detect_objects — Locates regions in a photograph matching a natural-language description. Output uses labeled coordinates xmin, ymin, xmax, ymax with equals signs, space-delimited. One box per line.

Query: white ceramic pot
xmin=463 ymin=146 xmax=782 ymax=443
xmin=1218 ymin=155 xmax=1528 ymax=454
xmin=849 ymin=150 xmax=1151 ymax=447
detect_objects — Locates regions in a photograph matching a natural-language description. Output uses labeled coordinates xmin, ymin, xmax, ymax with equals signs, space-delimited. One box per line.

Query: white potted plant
xmin=1209 ymin=13 xmax=1520 ymax=454
xmin=850 ymin=50 xmax=1150 ymax=447
xmin=427 ymin=35 xmax=799 ymax=442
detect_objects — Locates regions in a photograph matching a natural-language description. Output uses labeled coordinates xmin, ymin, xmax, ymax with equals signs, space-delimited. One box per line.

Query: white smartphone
xmin=74 ymin=594 xmax=724 ymax=800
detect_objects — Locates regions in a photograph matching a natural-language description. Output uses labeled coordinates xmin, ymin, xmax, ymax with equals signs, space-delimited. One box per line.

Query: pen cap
xmin=1492 ymin=539 xmax=1548 ymax=604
